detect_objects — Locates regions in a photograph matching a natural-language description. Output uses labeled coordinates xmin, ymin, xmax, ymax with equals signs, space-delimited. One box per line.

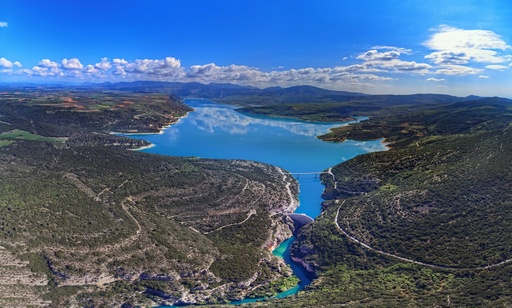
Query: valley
xmin=0 ymin=82 xmax=511 ymax=307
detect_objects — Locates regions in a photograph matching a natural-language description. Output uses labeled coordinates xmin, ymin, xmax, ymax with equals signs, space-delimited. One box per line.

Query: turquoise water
xmin=126 ymin=99 xmax=385 ymax=217
xmin=123 ymin=99 xmax=386 ymax=304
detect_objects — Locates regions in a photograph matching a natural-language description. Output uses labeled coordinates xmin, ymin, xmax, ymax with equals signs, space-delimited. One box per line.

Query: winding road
xmin=334 ymin=201 xmax=512 ymax=271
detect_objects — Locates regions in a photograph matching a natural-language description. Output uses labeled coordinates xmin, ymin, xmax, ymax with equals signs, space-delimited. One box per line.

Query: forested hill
xmin=0 ymin=88 xmax=299 ymax=307
xmin=278 ymin=96 xmax=512 ymax=307
xmin=88 ymin=81 xmax=483 ymax=109
xmin=88 ymin=81 xmax=367 ymax=104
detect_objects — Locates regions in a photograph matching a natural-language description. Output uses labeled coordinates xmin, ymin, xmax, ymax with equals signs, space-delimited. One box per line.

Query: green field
xmin=0 ymin=140 xmax=14 ymax=147
xmin=0 ymin=129 xmax=68 ymax=143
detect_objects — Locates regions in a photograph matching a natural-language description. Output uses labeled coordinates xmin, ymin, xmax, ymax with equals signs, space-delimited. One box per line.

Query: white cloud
xmin=357 ymin=49 xmax=402 ymax=62
xmin=485 ymin=64 xmax=509 ymax=70
xmin=433 ymin=64 xmax=482 ymax=75
xmin=95 ymin=57 xmax=112 ymax=70
xmin=113 ymin=65 xmax=126 ymax=76
xmin=124 ymin=57 xmax=181 ymax=74
xmin=39 ymin=59 xmax=59 ymax=68
xmin=422 ymin=25 xmax=512 ymax=77
xmin=84 ymin=64 xmax=100 ymax=76
xmin=425 ymin=51 xmax=470 ymax=65
xmin=424 ymin=25 xmax=510 ymax=65
xmin=61 ymin=58 xmax=83 ymax=70
xmin=13 ymin=61 xmax=22 ymax=67
xmin=356 ymin=46 xmax=413 ymax=63
xmin=5 ymin=55 xmax=400 ymax=89
xmin=372 ymin=46 xmax=413 ymax=54
xmin=30 ymin=66 xmax=63 ymax=77
xmin=0 ymin=21 xmax=7 ymax=28
xmin=479 ymin=75 xmax=490 ymax=78
xmin=112 ymin=58 xmax=128 ymax=66
xmin=187 ymin=63 xmax=265 ymax=82
xmin=0 ymin=50 xmax=441 ymax=91
xmin=426 ymin=78 xmax=445 ymax=82
xmin=119 ymin=57 xmax=184 ymax=80
xmin=354 ymin=47 xmax=432 ymax=74
xmin=0 ymin=58 xmax=14 ymax=68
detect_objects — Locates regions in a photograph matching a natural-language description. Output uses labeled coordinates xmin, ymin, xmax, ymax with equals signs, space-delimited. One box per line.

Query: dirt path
xmin=118 ymin=196 xmax=142 ymax=244
xmin=277 ymin=167 xmax=297 ymax=212
xmin=204 ymin=209 xmax=257 ymax=235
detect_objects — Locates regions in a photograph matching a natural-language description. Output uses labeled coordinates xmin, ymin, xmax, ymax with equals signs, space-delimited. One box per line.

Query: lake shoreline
xmin=123 ymin=99 xmax=385 ymax=306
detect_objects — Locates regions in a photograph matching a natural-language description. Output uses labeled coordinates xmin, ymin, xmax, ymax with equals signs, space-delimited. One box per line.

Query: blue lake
xmin=123 ymin=99 xmax=387 ymax=304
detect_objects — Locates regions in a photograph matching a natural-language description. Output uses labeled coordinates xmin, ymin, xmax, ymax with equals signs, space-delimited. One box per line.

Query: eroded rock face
xmin=0 ymin=248 xmax=50 ymax=307
xmin=289 ymin=223 xmax=320 ymax=275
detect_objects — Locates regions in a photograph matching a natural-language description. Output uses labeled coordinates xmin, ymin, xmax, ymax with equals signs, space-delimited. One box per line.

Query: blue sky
xmin=1 ymin=0 xmax=512 ymax=97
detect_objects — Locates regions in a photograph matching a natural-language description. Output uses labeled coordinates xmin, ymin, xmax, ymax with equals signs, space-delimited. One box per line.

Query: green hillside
xmin=276 ymin=97 xmax=512 ymax=307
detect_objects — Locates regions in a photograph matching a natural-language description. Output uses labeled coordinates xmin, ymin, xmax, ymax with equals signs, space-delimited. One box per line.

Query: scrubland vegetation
xmin=0 ymin=87 xmax=296 ymax=306
xmin=1 ymin=82 xmax=511 ymax=307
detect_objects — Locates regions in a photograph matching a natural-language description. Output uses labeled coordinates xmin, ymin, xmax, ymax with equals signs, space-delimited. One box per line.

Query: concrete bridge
xmin=285 ymin=171 xmax=333 ymax=180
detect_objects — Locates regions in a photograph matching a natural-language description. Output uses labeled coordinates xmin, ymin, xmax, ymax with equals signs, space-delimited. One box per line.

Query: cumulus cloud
xmin=424 ymin=25 xmax=510 ymax=66
xmin=39 ymin=59 xmax=59 ymax=68
xmin=354 ymin=47 xmax=432 ymax=74
xmin=0 ymin=49 xmax=432 ymax=89
xmin=426 ymin=78 xmax=445 ymax=82
xmin=124 ymin=57 xmax=182 ymax=75
xmin=0 ymin=21 xmax=7 ymax=28
xmin=30 ymin=65 xmax=63 ymax=77
xmin=29 ymin=58 xmax=85 ymax=78
xmin=84 ymin=65 xmax=101 ymax=76
xmin=357 ymin=49 xmax=402 ymax=62
xmin=182 ymin=62 xmax=395 ymax=88
xmin=13 ymin=61 xmax=22 ymax=67
xmin=61 ymin=58 xmax=83 ymax=70
xmin=112 ymin=58 xmax=128 ymax=66
xmin=187 ymin=63 xmax=268 ymax=83
xmin=113 ymin=65 xmax=126 ymax=76
xmin=3 ymin=54 xmax=400 ymax=89
xmin=479 ymin=75 xmax=490 ymax=79
xmin=422 ymin=25 xmax=512 ymax=77
xmin=95 ymin=57 xmax=112 ymax=70
xmin=0 ymin=58 xmax=14 ymax=68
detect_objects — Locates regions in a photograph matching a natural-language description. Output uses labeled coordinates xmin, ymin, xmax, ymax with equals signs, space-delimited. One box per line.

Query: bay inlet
xmin=122 ymin=99 xmax=387 ymax=304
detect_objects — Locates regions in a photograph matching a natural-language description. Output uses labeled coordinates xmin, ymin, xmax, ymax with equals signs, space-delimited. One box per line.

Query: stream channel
xmin=123 ymin=99 xmax=387 ymax=305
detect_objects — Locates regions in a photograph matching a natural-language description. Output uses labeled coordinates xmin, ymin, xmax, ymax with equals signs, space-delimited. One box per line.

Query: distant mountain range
xmin=77 ymin=80 xmax=491 ymax=107
xmin=2 ymin=81 xmax=491 ymax=107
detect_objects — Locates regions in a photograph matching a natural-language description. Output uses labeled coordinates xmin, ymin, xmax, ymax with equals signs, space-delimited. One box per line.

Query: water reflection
xmin=125 ymin=99 xmax=387 ymax=306
xmin=185 ymin=102 xmax=364 ymax=137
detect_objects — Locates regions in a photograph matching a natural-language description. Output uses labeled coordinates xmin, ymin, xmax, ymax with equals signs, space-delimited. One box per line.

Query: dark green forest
xmin=273 ymin=97 xmax=512 ymax=307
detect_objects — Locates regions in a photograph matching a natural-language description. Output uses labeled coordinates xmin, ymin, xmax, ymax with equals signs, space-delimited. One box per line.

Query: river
xmin=123 ymin=99 xmax=387 ymax=304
